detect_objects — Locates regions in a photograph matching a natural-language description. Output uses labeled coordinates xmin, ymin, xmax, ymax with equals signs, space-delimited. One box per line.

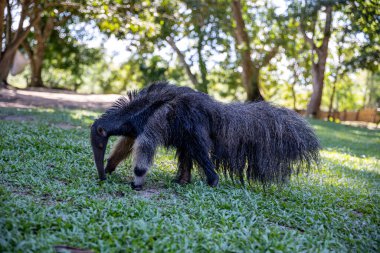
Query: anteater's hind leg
xmin=105 ymin=137 xmax=135 ymax=174
xmin=195 ymin=152 xmax=219 ymax=187
xmin=174 ymin=150 xmax=193 ymax=185
xmin=189 ymin=138 xmax=219 ymax=187
xmin=190 ymin=129 xmax=219 ymax=187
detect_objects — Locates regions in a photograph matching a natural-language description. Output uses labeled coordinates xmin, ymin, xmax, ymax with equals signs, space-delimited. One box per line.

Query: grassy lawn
xmin=0 ymin=107 xmax=379 ymax=252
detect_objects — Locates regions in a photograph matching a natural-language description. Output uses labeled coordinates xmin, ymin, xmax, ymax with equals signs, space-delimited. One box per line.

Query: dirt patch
xmin=114 ymin=191 xmax=126 ymax=197
xmin=138 ymin=188 xmax=162 ymax=198
xmin=352 ymin=209 xmax=364 ymax=217
xmin=0 ymin=87 xmax=119 ymax=110
xmin=0 ymin=101 xmax=35 ymax=108
xmin=11 ymin=188 xmax=33 ymax=196
xmin=1 ymin=182 xmax=33 ymax=197
xmin=269 ymin=221 xmax=305 ymax=233
xmin=54 ymin=245 xmax=94 ymax=253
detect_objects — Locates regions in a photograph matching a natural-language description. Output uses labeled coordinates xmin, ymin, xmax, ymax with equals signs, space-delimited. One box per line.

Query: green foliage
xmin=5 ymin=0 xmax=378 ymax=110
xmin=341 ymin=0 xmax=380 ymax=72
xmin=366 ymin=72 xmax=380 ymax=107
xmin=138 ymin=55 xmax=169 ymax=85
xmin=243 ymin=0 xmax=287 ymax=55
xmin=323 ymin=74 xmax=362 ymax=111
xmin=207 ymin=66 xmax=244 ymax=100
xmin=43 ymin=23 xmax=104 ymax=91
xmin=88 ymin=0 xmax=160 ymax=53
xmin=0 ymin=108 xmax=379 ymax=252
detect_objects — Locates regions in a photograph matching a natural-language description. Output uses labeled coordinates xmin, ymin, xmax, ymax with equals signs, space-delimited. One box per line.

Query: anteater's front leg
xmin=131 ymin=136 xmax=156 ymax=191
xmin=105 ymin=137 xmax=135 ymax=174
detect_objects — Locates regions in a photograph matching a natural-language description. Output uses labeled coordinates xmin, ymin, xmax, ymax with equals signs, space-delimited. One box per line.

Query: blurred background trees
xmin=2 ymin=0 xmax=379 ymax=114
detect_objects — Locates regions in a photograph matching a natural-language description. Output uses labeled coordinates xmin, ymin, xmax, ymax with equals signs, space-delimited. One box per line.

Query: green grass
xmin=0 ymin=107 xmax=379 ymax=252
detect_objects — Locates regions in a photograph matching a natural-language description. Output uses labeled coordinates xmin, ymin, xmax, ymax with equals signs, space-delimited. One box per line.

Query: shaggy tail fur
xmin=212 ymin=102 xmax=320 ymax=185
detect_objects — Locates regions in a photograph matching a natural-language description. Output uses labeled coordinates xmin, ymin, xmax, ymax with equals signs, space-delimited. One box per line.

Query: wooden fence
xmin=296 ymin=108 xmax=380 ymax=123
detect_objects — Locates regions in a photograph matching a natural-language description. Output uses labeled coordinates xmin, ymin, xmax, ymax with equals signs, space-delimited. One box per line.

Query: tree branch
xmin=54 ymin=14 xmax=71 ymax=26
xmin=42 ymin=17 xmax=55 ymax=40
xmin=298 ymin=23 xmax=316 ymax=49
xmin=165 ymin=36 xmax=199 ymax=87
xmin=0 ymin=0 xmax=6 ymax=53
xmin=321 ymin=5 xmax=333 ymax=51
xmin=44 ymin=2 xmax=82 ymax=8
xmin=260 ymin=46 xmax=279 ymax=67
xmin=231 ymin=0 xmax=252 ymax=54
xmin=16 ymin=0 xmax=31 ymax=37
xmin=5 ymin=0 xmax=12 ymax=45
xmin=40 ymin=13 xmax=71 ymax=48
xmin=8 ymin=14 xmax=41 ymax=54
xmin=21 ymin=40 xmax=33 ymax=59
xmin=34 ymin=18 xmax=43 ymax=42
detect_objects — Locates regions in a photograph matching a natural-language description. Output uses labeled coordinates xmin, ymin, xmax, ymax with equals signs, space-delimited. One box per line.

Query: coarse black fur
xmin=91 ymin=81 xmax=320 ymax=189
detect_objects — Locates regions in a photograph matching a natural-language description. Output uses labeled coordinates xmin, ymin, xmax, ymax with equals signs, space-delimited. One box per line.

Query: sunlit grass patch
xmin=318 ymin=150 xmax=380 ymax=189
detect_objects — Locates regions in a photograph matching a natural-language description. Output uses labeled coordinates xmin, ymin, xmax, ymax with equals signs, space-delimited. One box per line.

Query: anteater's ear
xmin=97 ymin=126 xmax=107 ymax=137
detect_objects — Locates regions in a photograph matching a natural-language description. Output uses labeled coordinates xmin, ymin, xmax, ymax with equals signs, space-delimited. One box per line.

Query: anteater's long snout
xmin=90 ymin=126 xmax=108 ymax=181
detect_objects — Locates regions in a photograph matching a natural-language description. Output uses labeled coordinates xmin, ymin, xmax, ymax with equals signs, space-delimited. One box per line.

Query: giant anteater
xmin=91 ymin=82 xmax=320 ymax=190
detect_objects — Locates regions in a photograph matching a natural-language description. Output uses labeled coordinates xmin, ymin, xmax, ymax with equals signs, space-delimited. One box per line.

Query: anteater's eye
xmin=98 ymin=143 xmax=104 ymax=149
xmin=97 ymin=126 xmax=106 ymax=137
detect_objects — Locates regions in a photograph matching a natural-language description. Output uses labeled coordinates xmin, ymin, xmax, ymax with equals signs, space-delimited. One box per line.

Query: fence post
xmin=374 ymin=109 xmax=377 ymax=123
xmin=356 ymin=110 xmax=360 ymax=121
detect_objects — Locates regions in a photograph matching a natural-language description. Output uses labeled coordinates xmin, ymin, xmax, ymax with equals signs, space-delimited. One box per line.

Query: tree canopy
xmin=2 ymin=0 xmax=379 ymax=112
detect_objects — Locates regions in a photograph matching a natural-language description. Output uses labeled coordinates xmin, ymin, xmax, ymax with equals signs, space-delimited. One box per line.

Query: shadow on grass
xmin=310 ymin=119 xmax=380 ymax=159
xmin=103 ymin=154 xmax=379 ymax=198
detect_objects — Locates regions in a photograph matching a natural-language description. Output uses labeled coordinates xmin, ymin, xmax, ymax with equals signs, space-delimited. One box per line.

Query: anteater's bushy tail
xmin=212 ymin=101 xmax=320 ymax=185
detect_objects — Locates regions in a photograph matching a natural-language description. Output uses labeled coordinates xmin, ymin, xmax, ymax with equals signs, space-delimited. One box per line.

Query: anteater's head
xmin=90 ymin=91 xmax=138 ymax=181
xmin=90 ymin=82 xmax=186 ymax=181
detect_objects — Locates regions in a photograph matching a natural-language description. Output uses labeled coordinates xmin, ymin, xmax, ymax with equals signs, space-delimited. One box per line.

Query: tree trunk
xmin=0 ymin=13 xmax=41 ymax=87
xmin=306 ymin=62 xmax=326 ymax=116
xmin=303 ymin=6 xmax=333 ymax=116
xmin=196 ymin=26 xmax=208 ymax=93
xmin=30 ymin=57 xmax=44 ymax=87
xmin=231 ymin=0 xmax=263 ymax=101
xmin=29 ymin=39 xmax=47 ymax=87
xmin=0 ymin=50 xmax=15 ymax=87
xmin=197 ymin=47 xmax=208 ymax=93
xmin=0 ymin=0 xmax=13 ymax=87
xmin=25 ymin=16 xmax=56 ymax=88
xmin=291 ymin=84 xmax=297 ymax=110
xmin=5 ymin=0 xmax=12 ymax=46
xmin=290 ymin=66 xmax=298 ymax=110
xmin=327 ymin=64 xmax=341 ymax=119
xmin=0 ymin=0 xmax=6 ymax=54
xmin=362 ymin=71 xmax=371 ymax=107
xmin=246 ymin=68 xmax=262 ymax=101
xmin=327 ymin=81 xmax=336 ymax=119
